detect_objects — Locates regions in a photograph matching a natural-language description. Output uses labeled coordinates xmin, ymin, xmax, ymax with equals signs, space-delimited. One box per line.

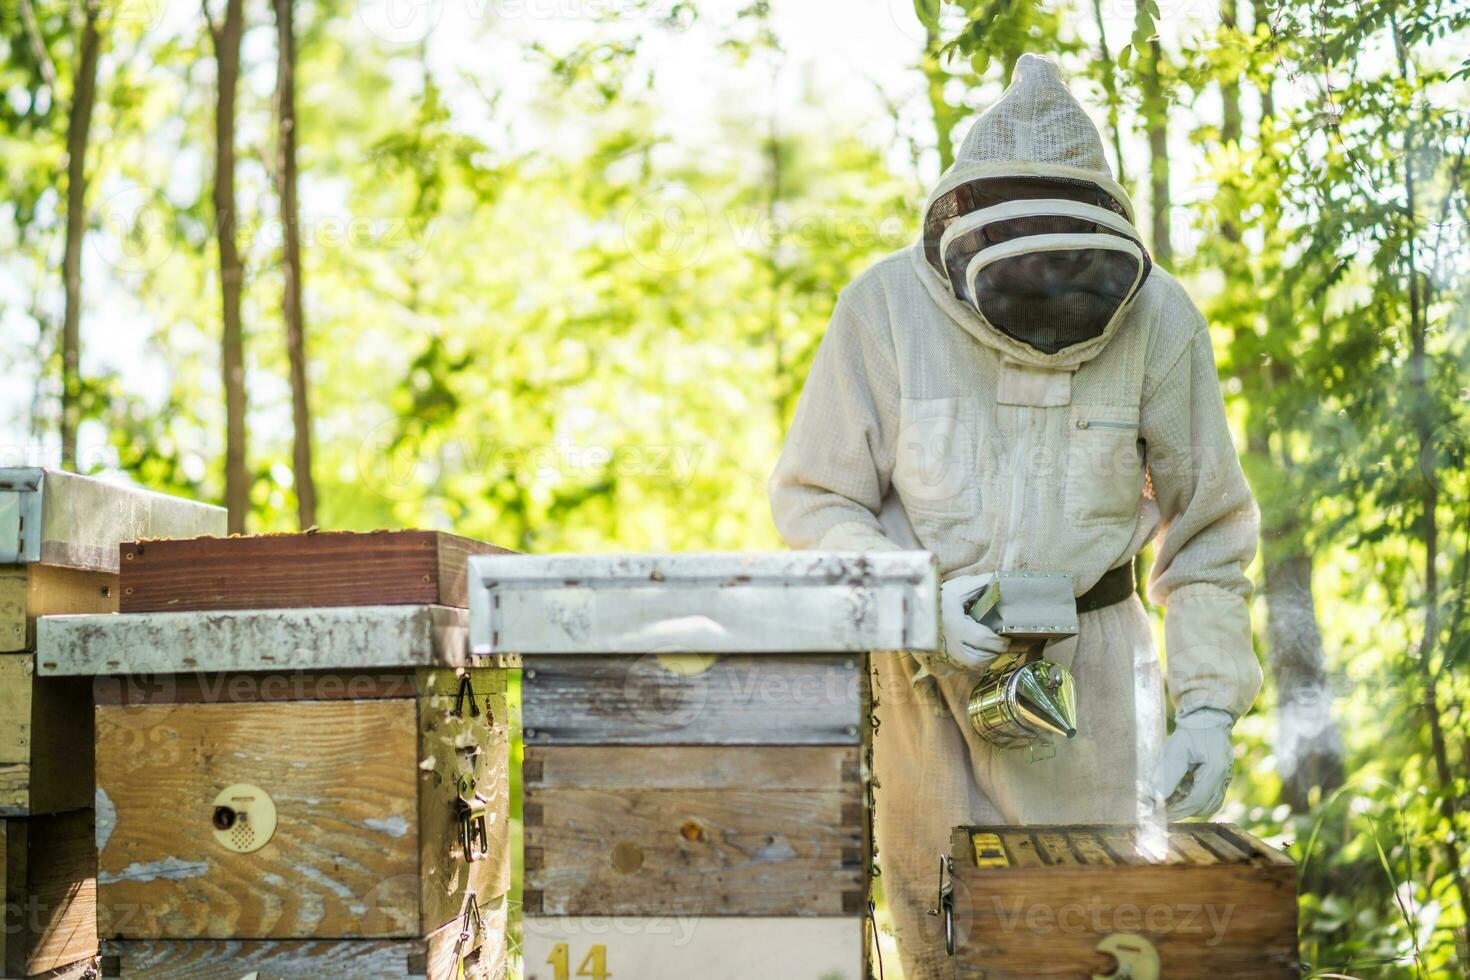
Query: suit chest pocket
xmin=892 ymin=397 xmax=981 ymax=516
xmin=1064 ymin=404 xmax=1144 ymax=527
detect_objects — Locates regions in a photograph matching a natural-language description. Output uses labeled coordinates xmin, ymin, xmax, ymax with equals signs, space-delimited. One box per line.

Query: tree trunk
xmin=208 ymin=0 xmax=249 ymax=533
xmin=1392 ymin=18 xmax=1470 ymax=957
xmin=1217 ymin=0 xmax=1242 ymax=244
xmin=1091 ymin=0 xmax=1128 ymax=187
xmin=1139 ymin=28 xmax=1172 ymax=266
xmin=1220 ymin=0 xmax=1242 ymax=147
xmin=1259 ymin=506 xmax=1345 ymax=811
xmin=60 ymin=1 xmax=102 ymax=471
xmin=1252 ymin=0 xmax=1274 ymax=119
xmin=923 ymin=23 xmax=955 ymax=172
xmin=274 ymin=0 xmax=315 ymax=529
xmin=1244 ymin=54 xmax=1344 ymax=814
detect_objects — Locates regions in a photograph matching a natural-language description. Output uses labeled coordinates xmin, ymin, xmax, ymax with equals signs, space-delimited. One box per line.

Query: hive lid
xmin=0 ymin=468 xmax=226 ymax=572
xmin=35 ymin=604 xmax=476 ymax=676
xmin=468 ymin=550 xmax=939 ymax=655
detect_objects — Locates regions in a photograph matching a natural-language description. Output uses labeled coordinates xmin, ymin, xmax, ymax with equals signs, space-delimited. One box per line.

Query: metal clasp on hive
xmin=456 ymin=772 xmax=490 ymax=862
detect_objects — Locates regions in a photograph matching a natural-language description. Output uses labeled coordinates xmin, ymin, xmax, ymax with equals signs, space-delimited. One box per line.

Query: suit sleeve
xmin=1142 ymin=319 xmax=1263 ymax=718
xmin=769 ymin=294 xmax=903 ymax=552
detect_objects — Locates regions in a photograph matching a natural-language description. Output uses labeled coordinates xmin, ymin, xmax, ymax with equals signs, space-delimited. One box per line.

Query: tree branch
xmin=19 ymin=0 xmax=60 ymax=92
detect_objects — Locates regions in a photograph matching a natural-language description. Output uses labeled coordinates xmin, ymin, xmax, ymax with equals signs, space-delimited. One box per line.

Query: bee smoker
xmin=963 ymin=572 xmax=1079 ymax=750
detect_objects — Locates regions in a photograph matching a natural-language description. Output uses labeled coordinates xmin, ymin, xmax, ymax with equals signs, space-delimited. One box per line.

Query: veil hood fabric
xmin=914 ymin=54 xmax=1148 ymax=367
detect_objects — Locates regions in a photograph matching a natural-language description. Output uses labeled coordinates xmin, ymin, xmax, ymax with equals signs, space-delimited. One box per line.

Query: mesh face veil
xmin=932 ymin=193 xmax=1152 ymax=355
xmin=916 ymin=54 xmax=1150 ymax=356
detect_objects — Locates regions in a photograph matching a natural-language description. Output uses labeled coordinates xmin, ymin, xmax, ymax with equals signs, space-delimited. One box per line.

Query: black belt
xmin=1076 ymin=561 xmax=1137 ymax=613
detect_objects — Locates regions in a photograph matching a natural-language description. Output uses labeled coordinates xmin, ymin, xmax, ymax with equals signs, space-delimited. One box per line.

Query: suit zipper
xmin=1076 ymin=419 xmax=1137 ymax=430
xmin=1001 ymin=413 xmax=1031 ymax=569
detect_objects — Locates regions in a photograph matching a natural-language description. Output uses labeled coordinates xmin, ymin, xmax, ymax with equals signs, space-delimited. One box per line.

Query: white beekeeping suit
xmin=769 ymin=55 xmax=1262 ymax=980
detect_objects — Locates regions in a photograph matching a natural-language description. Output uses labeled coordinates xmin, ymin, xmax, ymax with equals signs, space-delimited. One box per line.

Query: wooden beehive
xmin=37 ymin=532 xmax=514 ymax=979
xmin=116 ymin=530 xmax=512 ymax=613
xmin=88 ymin=666 xmax=508 ymax=941
xmin=0 ymin=468 xmax=224 ymax=980
xmin=469 ymin=550 xmax=939 ymax=980
xmin=521 ymin=916 xmax=865 ymax=980
xmin=1 ymin=468 xmax=225 ymax=816
xmin=1 ymin=809 xmax=98 ymax=977
xmin=945 ymin=823 xmax=1299 ymax=980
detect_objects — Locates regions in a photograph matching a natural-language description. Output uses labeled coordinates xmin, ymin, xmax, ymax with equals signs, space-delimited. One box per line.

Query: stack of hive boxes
xmin=36 ymin=531 xmax=516 ymax=979
xmin=466 ymin=551 xmax=938 ymax=980
xmin=1 ymin=467 xmax=224 ymax=979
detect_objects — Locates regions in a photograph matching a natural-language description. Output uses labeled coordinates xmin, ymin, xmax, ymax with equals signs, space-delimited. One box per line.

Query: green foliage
xmin=3 ymin=2 xmax=1470 ymax=976
xmin=940 ymin=0 xmax=1081 ymax=79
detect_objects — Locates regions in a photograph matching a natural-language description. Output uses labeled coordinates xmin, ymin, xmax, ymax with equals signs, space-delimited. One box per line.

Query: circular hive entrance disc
xmin=211 ymin=783 xmax=278 ymax=854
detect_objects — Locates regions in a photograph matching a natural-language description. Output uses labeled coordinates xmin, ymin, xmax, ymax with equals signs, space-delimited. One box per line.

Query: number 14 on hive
xmin=522 ymin=918 xmax=865 ymax=980
xmin=544 ymin=943 xmax=611 ymax=980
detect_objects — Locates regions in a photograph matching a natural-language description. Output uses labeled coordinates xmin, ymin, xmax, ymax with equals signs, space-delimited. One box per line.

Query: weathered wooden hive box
xmin=37 ymin=531 xmax=516 ymax=979
xmin=943 ymin=823 xmax=1299 ymax=979
xmin=468 ymin=550 xmax=939 ymax=980
xmin=0 ymin=467 xmax=224 ymax=979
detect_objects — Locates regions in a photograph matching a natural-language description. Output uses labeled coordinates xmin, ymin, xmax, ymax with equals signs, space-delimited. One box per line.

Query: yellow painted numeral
xmin=547 ymin=943 xmax=610 ymax=980
xmin=577 ymin=945 xmax=611 ymax=978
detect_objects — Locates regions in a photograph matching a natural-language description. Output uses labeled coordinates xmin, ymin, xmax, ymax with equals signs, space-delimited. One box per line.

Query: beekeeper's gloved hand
xmin=1152 ymin=707 xmax=1235 ymax=819
xmin=912 ymin=575 xmax=1011 ymax=684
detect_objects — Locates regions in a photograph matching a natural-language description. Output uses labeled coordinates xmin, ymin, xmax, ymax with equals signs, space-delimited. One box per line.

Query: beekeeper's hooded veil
xmin=769 ymin=55 xmax=1261 ymax=980
xmin=923 ymin=54 xmax=1150 ymax=357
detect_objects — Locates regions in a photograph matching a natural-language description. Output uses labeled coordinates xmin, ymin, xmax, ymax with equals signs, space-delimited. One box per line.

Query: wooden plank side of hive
xmin=521 ymin=654 xmax=865 ymax=746
xmin=1 ymin=809 xmax=98 ymax=978
xmin=523 ymin=744 xmax=866 ymax=918
xmin=0 ymin=655 xmax=94 ymax=816
xmin=415 ymin=667 xmax=512 ymax=935
xmin=420 ymin=892 xmax=508 ymax=980
xmin=95 ymin=698 xmax=422 ymax=939
xmin=118 ymin=531 xmax=512 ymax=613
xmin=521 ymin=916 xmax=868 ymax=980
xmin=949 ymin=825 xmax=1299 ymax=980
xmin=0 ymin=564 xmax=118 ymax=653
xmin=102 ymin=905 xmax=505 ymax=979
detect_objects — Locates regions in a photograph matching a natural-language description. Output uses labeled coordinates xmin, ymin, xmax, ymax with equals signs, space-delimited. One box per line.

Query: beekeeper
xmin=768 ymin=54 xmax=1261 ymax=979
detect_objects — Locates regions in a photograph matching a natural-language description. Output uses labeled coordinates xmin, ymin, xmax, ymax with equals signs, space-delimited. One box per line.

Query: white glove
xmin=1152 ymin=707 xmax=1235 ymax=819
xmin=913 ymin=575 xmax=1011 ymax=682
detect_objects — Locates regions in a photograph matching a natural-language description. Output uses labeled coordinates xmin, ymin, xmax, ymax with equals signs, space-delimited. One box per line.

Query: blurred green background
xmin=3 ymin=1 xmax=1469 ymax=976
